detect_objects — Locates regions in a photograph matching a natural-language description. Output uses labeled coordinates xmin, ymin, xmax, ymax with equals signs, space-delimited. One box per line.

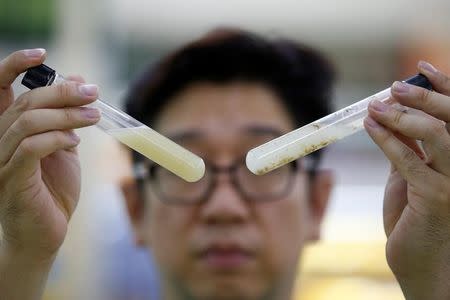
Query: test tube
xmin=22 ymin=64 xmax=205 ymax=182
xmin=246 ymin=74 xmax=432 ymax=175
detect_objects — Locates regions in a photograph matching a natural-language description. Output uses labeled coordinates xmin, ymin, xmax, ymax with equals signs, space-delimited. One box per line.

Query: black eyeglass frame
xmin=133 ymin=155 xmax=316 ymax=205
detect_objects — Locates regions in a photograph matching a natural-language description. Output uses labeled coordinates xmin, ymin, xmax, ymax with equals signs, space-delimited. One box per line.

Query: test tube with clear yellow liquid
xmin=22 ymin=64 xmax=205 ymax=182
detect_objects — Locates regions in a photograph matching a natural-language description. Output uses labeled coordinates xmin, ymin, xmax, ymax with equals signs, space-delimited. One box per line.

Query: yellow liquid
xmin=108 ymin=126 xmax=205 ymax=182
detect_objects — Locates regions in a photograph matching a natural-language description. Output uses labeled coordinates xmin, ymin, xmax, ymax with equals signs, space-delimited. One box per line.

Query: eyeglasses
xmin=134 ymin=156 xmax=312 ymax=204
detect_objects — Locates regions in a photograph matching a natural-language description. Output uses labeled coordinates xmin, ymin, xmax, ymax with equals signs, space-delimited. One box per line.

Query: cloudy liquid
xmin=108 ymin=126 xmax=205 ymax=182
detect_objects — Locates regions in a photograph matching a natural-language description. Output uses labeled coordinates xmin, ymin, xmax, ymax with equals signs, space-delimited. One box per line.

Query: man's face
xmin=126 ymin=82 xmax=331 ymax=300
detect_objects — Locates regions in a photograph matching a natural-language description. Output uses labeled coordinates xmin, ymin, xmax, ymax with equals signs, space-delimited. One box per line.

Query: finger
xmin=393 ymin=132 xmax=426 ymax=160
xmin=420 ymin=137 xmax=450 ymax=177
xmin=369 ymin=99 xmax=450 ymax=177
xmin=0 ymin=49 xmax=46 ymax=90
xmin=383 ymin=165 xmax=408 ymax=237
xmin=0 ymin=49 xmax=46 ymax=113
xmin=417 ymin=61 xmax=450 ymax=96
xmin=0 ymin=81 xmax=98 ymax=137
xmin=390 ymin=81 xmax=450 ymax=122
xmin=364 ymin=116 xmax=450 ymax=215
xmin=368 ymin=99 xmax=448 ymax=144
xmin=18 ymin=80 xmax=98 ymax=110
xmin=363 ymin=116 xmax=432 ymax=186
xmin=7 ymin=130 xmax=81 ymax=173
xmin=0 ymin=107 xmax=100 ymax=166
xmin=66 ymin=75 xmax=86 ymax=84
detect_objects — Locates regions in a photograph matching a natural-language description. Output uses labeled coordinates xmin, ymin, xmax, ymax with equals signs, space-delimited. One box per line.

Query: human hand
xmin=0 ymin=49 xmax=100 ymax=261
xmin=364 ymin=61 xmax=450 ymax=300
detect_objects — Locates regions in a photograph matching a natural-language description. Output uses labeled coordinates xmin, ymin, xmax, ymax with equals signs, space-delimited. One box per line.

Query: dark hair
xmin=124 ymin=28 xmax=335 ymax=169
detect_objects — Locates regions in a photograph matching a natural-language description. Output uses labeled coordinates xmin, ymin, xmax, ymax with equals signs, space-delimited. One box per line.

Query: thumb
xmin=383 ymin=163 xmax=408 ymax=237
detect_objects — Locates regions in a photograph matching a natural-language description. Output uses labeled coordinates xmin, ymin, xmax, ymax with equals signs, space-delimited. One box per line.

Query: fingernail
xmin=24 ymin=48 xmax=46 ymax=58
xmin=418 ymin=61 xmax=438 ymax=75
xmin=81 ymin=107 xmax=100 ymax=119
xmin=68 ymin=131 xmax=80 ymax=143
xmin=370 ymin=100 xmax=388 ymax=112
xmin=78 ymin=84 xmax=98 ymax=97
xmin=365 ymin=117 xmax=381 ymax=129
xmin=392 ymin=81 xmax=409 ymax=94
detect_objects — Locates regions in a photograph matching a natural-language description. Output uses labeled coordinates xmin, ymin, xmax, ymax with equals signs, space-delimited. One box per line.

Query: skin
xmin=0 ymin=49 xmax=449 ymax=300
xmin=0 ymin=49 xmax=100 ymax=299
xmin=122 ymin=82 xmax=333 ymax=300
xmin=364 ymin=61 xmax=450 ymax=299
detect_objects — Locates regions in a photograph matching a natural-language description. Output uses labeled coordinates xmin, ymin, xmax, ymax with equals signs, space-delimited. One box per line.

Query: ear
xmin=120 ymin=177 xmax=148 ymax=247
xmin=306 ymin=169 xmax=334 ymax=242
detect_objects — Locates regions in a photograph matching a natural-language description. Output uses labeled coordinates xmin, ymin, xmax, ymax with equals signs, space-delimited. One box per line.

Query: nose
xmin=199 ymin=173 xmax=250 ymax=225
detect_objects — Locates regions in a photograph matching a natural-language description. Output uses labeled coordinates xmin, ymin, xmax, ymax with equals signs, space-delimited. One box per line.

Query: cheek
xmin=258 ymin=179 xmax=310 ymax=270
xmin=145 ymin=200 xmax=196 ymax=269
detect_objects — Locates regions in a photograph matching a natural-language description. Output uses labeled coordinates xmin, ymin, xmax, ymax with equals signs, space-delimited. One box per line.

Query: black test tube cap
xmin=403 ymin=74 xmax=433 ymax=91
xmin=21 ymin=64 xmax=56 ymax=90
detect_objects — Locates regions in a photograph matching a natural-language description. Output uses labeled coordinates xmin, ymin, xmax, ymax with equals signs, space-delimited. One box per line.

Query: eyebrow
xmin=242 ymin=125 xmax=284 ymax=137
xmin=167 ymin=131 xmax=204 ymax=143
xmin=166 ymin=125 xmax=284 ymax=143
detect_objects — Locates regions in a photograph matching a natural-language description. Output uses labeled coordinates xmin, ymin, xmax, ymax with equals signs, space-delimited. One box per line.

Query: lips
xmin=192 ymin=228 xmax=259 ymax=271
xmin=198 ymin=244 xmax=254 ymax=270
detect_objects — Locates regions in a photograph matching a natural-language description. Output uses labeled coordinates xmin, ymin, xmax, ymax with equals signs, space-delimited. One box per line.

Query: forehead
xmin=155 ymin=82 xmax=295 ymax=139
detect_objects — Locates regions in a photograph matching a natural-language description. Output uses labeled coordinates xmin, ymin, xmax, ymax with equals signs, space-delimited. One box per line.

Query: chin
xmin=191 ymin=290 xmax=260 ymax=300
xmin=187 ymin=277 xmax=268 ymax=300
